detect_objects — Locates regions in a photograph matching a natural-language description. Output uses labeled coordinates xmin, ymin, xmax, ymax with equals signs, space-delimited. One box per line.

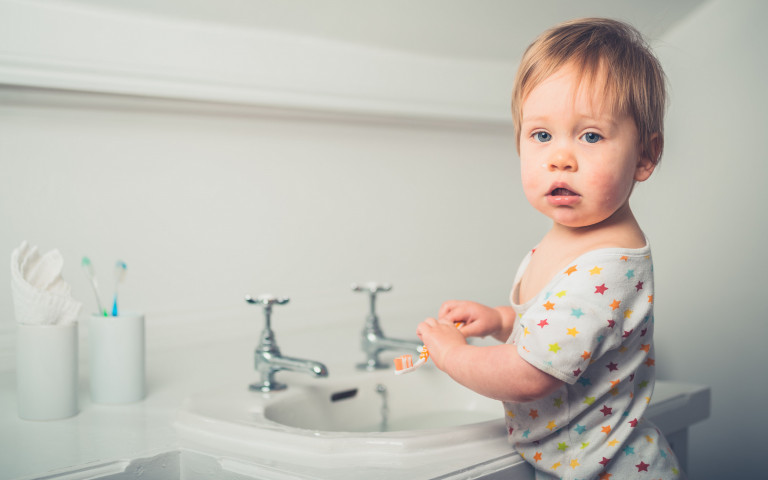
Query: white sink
xmin=262 ymin=364 xmax=501 ymax=432
xmin=175 ymin=365 xmax=709 ymax=480
xmin=175 ymin=364 xmax=520 ymax=479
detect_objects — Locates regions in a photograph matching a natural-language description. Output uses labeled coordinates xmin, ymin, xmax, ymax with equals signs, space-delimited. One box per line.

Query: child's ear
xmin=635 ymin=133 xmax=661 ymax=182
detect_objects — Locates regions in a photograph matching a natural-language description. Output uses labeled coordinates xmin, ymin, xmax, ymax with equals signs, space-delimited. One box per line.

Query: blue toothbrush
xmin=111 ymin=260 xmax=127 ymax=316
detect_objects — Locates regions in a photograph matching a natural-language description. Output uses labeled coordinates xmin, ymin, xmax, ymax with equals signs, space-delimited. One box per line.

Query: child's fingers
xmin=438 ymin=300 xmax=459 ymax=319
xmin=440 ymin=301 xmax=471 ymax=324
xmin=416 ymin=317 xmax=437 ymax=338
xmin=457 ymin=320 xmax=482 ymax=337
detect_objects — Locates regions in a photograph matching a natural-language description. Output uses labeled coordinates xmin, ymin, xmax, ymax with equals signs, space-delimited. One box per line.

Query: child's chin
xmin=550 ymin=211 xmax=605 ymax=229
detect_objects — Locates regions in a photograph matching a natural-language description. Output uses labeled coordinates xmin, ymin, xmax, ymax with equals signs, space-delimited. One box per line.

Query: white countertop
xmin=0 ymin=314 xmax=711 ymax=480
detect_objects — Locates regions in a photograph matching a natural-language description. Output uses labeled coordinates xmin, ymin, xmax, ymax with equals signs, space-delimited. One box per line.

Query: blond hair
xmin=511 ymin=18 xmax=667 ymax=163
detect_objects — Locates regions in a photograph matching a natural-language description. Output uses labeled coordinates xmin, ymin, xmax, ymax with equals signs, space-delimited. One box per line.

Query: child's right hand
xmin=438 ymin=300 xmax=510 ymax=340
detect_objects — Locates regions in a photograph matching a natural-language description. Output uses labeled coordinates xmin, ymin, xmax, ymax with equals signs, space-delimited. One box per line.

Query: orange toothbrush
xmin=394 ymin=322 xmax=464 ymax=375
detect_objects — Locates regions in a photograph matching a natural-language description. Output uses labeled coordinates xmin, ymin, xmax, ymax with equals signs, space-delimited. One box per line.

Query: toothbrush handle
xmin=89 ymin=279 xmax=106 ymax=316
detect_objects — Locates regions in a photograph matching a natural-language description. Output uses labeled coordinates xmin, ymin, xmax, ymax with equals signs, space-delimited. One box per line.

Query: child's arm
xmin=417 ymin=318 xmax=563 ymax=403
xmin=437 ymin=300 xmax=517 ymax=342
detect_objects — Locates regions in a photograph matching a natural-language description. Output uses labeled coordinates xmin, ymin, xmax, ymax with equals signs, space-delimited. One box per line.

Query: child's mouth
xmin=547 ymin=184 xmax=581 ymax=206
xmin=550 ymin=187 xmax=578 ymax=196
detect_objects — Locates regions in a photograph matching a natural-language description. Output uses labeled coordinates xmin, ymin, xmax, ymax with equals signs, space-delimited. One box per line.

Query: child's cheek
xmin=589 ymin=170 xmax=631 ymax=206
xmin=519 ymin=161 xmax=542 ymax=202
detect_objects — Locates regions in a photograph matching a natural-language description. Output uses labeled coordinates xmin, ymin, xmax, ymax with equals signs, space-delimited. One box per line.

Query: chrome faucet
xmin=352 ymin=283 xmax=422 ymax=371
xmin=245 ymin=294 xmax=329 ymax=392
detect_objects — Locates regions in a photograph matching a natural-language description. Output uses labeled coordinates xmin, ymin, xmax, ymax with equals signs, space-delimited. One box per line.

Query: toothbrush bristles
xmin=394 ymin=354 xmax=413 ymax=371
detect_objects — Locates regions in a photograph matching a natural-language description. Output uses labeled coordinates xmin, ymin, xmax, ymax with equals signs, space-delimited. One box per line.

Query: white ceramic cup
xmin=16 ymin=322 xmax=79 ymax=420
xmin=88 ymin=312 xmax=145 ymax=404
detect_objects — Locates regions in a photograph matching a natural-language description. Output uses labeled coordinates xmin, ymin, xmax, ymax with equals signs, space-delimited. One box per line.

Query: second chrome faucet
xmin=352 ymin=282 xmax=422 ymax=371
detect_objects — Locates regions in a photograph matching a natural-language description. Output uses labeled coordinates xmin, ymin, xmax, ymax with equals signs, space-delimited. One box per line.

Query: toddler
xmin=417 ymin=18 xmax=684 ymax=480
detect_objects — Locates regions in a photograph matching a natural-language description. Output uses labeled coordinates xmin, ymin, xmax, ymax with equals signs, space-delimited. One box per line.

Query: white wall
xmin=0 ymin=88 xmax=538 ymax=328
xmin=635 ymin=0 xmax=768 ymax=477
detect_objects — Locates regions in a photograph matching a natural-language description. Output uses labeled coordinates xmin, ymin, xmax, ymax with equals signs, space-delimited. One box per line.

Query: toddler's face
xmin=518 ymin=64 xmax=653 ymax=229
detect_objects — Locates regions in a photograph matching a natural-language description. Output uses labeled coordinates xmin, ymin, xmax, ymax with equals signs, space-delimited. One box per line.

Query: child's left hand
xmin=416 ymin=318 xmax=467 ymax=370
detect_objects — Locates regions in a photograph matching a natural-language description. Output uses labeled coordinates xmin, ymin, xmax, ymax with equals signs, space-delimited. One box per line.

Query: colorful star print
xmin=546 ymin=420 xmax=557 ymax=431
xmin=502 ymin=246 xmax=679 ymax=478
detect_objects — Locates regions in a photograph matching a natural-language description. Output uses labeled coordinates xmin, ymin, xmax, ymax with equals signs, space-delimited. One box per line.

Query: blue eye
xmin=582 ymin=132 xmax=602 ymax=143
xmin=534 ymin=132 xmax=552 ymax=142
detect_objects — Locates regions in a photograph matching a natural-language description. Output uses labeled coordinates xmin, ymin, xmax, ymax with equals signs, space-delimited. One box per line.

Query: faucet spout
xmin=251 ymin=350 xmax=329 ymax=393
xmin=376 ymin=336 xmax=422 ymax=353
xmin=268 ymin=355 xmax=329 ymax=378
xmin=358 ymin=327 xmax=422 ymax=371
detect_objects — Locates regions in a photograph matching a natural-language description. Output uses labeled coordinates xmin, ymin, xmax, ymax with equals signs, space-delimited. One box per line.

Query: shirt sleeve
xmin=514 ymin=252 xmax=654 ymax=384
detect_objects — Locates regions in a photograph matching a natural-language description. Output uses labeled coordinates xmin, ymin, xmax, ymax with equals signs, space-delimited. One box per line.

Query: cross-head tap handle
xmin=351 ymin=282 xmax=392 ymax=295
xmin=351 ymin=282 xmax=391 ymax=317
xmin=245 ymin=294 xmax=289 ymax=329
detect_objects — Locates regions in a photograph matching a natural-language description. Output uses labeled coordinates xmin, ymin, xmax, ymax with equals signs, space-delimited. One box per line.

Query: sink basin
xmin=175 ymin=364 xmax=518 ymax=479
xmin=262 ymin=364 xmax=500 ymax=432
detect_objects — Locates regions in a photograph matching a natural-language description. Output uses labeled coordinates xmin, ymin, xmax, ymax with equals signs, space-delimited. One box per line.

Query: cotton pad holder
xmin=16 ymin=322 xmax=79 ymax=420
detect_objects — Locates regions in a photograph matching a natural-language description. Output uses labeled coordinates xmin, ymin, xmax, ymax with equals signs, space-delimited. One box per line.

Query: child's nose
xmin=547 ymin=149 xmax=578 ymax=172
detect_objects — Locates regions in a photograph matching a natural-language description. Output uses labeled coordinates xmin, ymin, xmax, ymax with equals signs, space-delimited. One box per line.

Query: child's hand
xmin=438 ymin=300 xmax=505 ymax=339
xmin=416 ymin=318 xmax=467 ymax=371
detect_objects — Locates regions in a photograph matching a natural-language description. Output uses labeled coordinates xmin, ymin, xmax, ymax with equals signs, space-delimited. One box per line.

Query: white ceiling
xmin=52 ymin=0 xmax=708 ymax=62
